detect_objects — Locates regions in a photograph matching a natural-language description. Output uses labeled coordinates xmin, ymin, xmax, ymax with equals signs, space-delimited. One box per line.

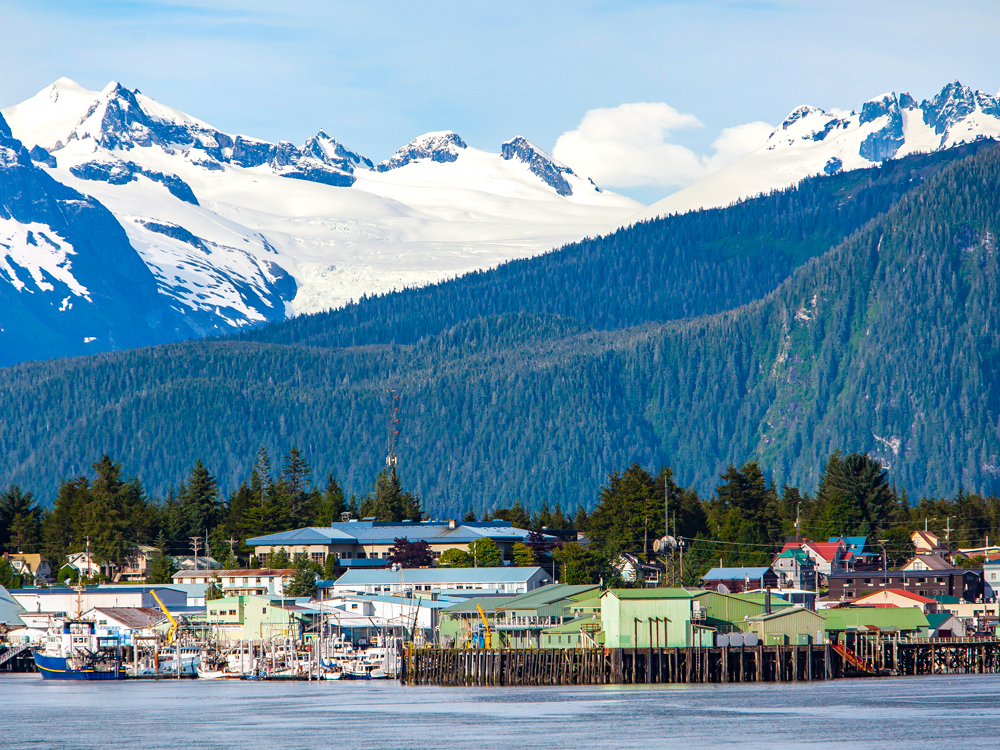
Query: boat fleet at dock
xmin=30 ymin=616 xmax=399 ymax=681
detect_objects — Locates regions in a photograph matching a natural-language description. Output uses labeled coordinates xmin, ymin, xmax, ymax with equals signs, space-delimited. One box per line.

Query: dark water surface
xmin=3 ymin=672 xmax=999 ymax=749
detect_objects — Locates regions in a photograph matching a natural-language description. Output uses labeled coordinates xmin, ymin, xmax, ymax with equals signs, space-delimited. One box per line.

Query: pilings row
xmin=401 ymin=641 xmax=1000 ymax=686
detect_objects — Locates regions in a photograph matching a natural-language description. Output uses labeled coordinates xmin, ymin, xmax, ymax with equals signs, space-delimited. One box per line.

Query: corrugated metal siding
xmin=601 ymin=593 xmax=693 ymax=648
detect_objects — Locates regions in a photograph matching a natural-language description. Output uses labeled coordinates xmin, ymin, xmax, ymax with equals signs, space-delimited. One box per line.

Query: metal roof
xmin=333 ymin=567 xmax=548 ymax=586
xmin=0 ymin=584 xmax=25 ymax=627
xmin=603 ymin=588 xmax=695 ymax=599
xmin=701 ymin=567 xmax=773 ymax=580
xmin=496 ymin=584 xmax=599 ymax=611
xmin=441 ymin=596 xmax=517 ymax=614
xmin=821 ymin=606 xmax=929 ymax=632
xmin=84 ymin=607 xmax=167 ymax=630
xmin=247 ymin=521 xmax=549 ymax=548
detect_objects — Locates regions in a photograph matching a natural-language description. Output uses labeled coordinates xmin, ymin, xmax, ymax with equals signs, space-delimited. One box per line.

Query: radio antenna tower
xmin=386 ymin=389 xmax=400 ymax=472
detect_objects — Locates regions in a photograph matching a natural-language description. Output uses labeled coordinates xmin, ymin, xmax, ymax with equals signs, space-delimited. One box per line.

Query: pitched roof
xmin=822 ymin=606 xmax=929 ymax=632
xmin=828 ymin=536 xmax=868 ymax=552
xmin=701 ymin=567 xmax=773 ymax=580
xmin=856 ymin=589 xmax=936 ymax=604
xmin=441 ymin=596 xmax=516 ymax=614
xmin=911 ymin=530 xmax=944 ymax=547
xmin=747 ymin=605 xmax=824 ymax=623
xmin=905 ymin=554 xmax=955 ymax=570
xmin=86 ymin=607 xmax=167 ymax=630
xmin=802 ymin=541 xmax=844 ymax=561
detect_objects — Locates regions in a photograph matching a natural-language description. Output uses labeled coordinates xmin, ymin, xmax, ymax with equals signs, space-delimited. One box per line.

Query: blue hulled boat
xmin=32 ymin=620 xmax=125 ymax=680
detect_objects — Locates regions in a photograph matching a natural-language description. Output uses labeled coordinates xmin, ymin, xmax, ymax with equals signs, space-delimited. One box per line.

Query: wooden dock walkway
xmin=401 ymin=639 xmax=1000 ymax=686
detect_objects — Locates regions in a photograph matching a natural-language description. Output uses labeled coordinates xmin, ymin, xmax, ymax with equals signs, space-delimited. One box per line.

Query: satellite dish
xmin=653 ymin=535 xmax=677 ymax=553
xmin=717 ymin=583 xmax=730 ymax=595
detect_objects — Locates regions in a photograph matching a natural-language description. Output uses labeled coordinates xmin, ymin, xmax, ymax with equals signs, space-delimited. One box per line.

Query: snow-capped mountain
xmin=0 ymin=78 xmax=640 ymax=362
xmin=0 ymin=110 xmax=195 ymax=364
xmin=630 ymin=81 xmax=1000 ymax=223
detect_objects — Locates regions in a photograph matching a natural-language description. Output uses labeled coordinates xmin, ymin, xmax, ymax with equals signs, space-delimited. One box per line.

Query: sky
xmin=2 ymin=0 xmax=1000 ymax=204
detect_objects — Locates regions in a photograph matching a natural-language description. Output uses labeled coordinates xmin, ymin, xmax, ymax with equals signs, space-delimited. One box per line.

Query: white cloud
xmin=553 ymin=102 xmax=773 ymax=189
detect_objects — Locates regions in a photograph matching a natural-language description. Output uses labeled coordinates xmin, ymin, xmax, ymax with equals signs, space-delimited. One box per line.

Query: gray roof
xmin=0 ymin=584 xmax=26 ymax=627
xmin=248 ymin=521 xmax=548 ymax=548
xmin=333 ymin=567 xmax=549 ymax=586
xmin=702 ymin=567 xmax=774 ymax=580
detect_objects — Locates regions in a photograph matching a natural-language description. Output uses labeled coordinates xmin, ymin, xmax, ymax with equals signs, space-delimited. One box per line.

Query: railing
xmin=0 ymin=643 xmax=32 ymax=668
xmin=831 ymin=642 xmax=875 ymax=674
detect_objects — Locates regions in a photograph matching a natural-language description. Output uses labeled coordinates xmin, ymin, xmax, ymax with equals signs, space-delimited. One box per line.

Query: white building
xmin=9 ymin=586 xmax=186 ymax=615
xmin=172 ymin=568 xmax=295 ymax=597
xmin=328 ymin=567 xmax=551 ymax=597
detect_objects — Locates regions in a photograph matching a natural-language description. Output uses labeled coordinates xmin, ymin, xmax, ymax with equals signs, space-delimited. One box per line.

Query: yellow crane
xmin=151 ymin=589 xmax=178 ymax=643
xmin=476 ymin=604 xmax=492 ymax=649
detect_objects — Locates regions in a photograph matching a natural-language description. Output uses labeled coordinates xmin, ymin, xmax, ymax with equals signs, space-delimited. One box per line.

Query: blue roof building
xmin=700 ymin=567 xmax=779 ymax=593
xmin=247 ymin=520 xmax=548 ymax=568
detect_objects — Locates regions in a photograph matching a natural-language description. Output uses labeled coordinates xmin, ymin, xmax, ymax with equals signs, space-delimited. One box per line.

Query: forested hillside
xmin=2 ymin=142 xmax=1000 ymax=515
xmin=237 ymin=145 xmax=986 ymax=348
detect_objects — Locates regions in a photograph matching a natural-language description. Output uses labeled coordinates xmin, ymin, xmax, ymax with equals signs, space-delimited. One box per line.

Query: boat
xmin=196 ymin=665 xmax=240 ymax=679
xmin=31 ymin=619 xmax=125 ymax=680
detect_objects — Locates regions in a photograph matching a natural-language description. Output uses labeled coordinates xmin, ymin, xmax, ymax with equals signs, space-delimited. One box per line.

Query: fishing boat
xmin=32 ymin=619 xmax=125 ymax=680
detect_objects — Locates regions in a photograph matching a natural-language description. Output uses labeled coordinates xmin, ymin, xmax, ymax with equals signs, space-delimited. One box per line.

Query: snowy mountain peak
xmin=302 ymin=129 xmax=373 ymax=171
xmin=376 ymin=131 xmax=467 ymax=171
xmin=630 ymin=79 xmax=1000 ymax=225
xmin=501 ymin=136 xmax=582 ymax=196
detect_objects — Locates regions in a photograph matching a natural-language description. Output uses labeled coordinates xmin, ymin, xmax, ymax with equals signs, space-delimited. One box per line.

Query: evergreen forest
xmin=1 ymin=142 xmax=1000 ymax=520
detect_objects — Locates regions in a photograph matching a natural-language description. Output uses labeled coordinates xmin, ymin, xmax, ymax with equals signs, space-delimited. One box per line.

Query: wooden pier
xmin=401 ymin=638 xmax=1000 ymax=686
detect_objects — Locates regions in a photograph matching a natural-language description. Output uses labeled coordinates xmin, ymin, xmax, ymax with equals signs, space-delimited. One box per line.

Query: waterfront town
xmin=2 ymin=517 xmax=1000 ymax=683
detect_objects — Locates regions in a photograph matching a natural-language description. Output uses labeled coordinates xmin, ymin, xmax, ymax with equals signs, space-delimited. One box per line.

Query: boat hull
xmin=32 ymin=651 xmax=125 ymax=680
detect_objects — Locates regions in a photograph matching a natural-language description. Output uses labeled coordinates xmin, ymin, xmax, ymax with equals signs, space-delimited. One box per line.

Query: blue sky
xmin=3 ymin=1 xmax=1000 ymax=203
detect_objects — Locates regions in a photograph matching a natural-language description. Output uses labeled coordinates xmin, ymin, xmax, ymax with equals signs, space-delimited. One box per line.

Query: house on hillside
xmin=614 ymin=553 xmax=665 ymax=587
xmin=772 ymin=548 xmax=816 ymax=590
xmin=912 ymin=530 xmax=949 ymax=556
xmin=801 ymin=539 xmax=850 ymax=577
xmin=700 ymin=567 xmax=778 ymax=593
xmin=116 ymin=544 xmax=158 ymax=582
xmin=901 ymin=554 xmax=954 ymax=572
xmin=64 ymin=550 xmax=103 ymax=579
xmin=829 ymin=536 xmax=881 ymax=570
xmin=4 ymin=553 xmax=53 ymax=584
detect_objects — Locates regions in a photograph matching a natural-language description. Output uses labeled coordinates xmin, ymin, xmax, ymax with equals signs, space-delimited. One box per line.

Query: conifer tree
xmin=180 ymin=459 xmax=219 ymax=538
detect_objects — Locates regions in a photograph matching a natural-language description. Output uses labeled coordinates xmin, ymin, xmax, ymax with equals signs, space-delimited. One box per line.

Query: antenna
xmin=386 ymin=389 xmax=400 ymax=472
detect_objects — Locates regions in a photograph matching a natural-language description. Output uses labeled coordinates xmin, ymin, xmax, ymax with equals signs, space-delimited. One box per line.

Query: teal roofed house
xmin=247 ymin=520 xmax=549 ymax=570
xmin=773 ymin=548 xmax=817 ymax=591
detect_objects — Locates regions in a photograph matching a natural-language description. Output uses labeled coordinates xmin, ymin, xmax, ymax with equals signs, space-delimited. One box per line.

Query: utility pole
xmin=386 ymin=389 xmax=399 ymax=473
xmin=227 ymin=538 xmax=240 ymax=564
xmin=945 ymin=516 xmax=956 ymax=542
xmin=795 ymin=501 xmax=801 ymax=544
xmin=190 ymin=536 xmax=202 ymax=571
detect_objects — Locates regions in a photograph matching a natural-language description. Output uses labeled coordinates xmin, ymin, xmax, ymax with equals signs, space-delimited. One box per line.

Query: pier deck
xmin=402 ymin=639 xmax=1000 ymax=686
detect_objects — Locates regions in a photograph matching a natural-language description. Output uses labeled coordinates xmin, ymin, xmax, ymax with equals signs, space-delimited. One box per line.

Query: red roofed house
xmin=801 ymin=539 xmax=850 ymax=577
xmin=853 ymin=589 xmax=938 ymax=615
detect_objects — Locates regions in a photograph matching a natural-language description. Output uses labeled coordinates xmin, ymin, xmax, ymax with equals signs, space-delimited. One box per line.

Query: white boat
xmin=196 ymin=665 xmax=239 ymax=679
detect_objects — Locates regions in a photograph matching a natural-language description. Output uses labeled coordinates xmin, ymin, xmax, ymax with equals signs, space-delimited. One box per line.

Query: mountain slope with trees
xmin=1 ymin=144 xmax=1000 ymax=514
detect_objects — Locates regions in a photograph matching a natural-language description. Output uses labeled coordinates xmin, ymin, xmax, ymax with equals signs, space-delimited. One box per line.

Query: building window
xmin=263 ymin=608 xmax=266 ymax=614
xmin=229 ymin=610 xmax=236 ymax=615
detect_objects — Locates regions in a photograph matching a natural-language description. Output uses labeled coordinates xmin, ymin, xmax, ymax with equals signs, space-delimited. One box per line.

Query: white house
xmin=172 ymin=568 xmax=295 ymax=597
xmin=327 ymin=567 xmax=551 ymax=597
xmin=64 ymin=551 xmax=103 ymax=578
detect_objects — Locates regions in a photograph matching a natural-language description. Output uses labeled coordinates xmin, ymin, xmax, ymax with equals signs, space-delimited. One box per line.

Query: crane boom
xmin=151 ymin=589 xmax=178 ymax=643
xmin=476 ymin=604 xmax=491 ymax=649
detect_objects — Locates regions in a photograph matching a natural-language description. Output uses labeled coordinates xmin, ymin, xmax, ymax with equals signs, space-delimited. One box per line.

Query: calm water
xmin=3 ymin=672 xmax=1000 ymax=749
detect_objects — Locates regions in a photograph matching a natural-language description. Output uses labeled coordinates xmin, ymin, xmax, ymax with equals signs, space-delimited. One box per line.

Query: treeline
xmin=0 ymin=448 xmax=421 ymax=573
xmin=5 ymin=446 xmax=1000 ymax=589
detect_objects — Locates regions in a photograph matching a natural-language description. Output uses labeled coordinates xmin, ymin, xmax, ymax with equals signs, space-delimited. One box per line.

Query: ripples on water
xmin=3 ymin=673 xmax=999 ymax=749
